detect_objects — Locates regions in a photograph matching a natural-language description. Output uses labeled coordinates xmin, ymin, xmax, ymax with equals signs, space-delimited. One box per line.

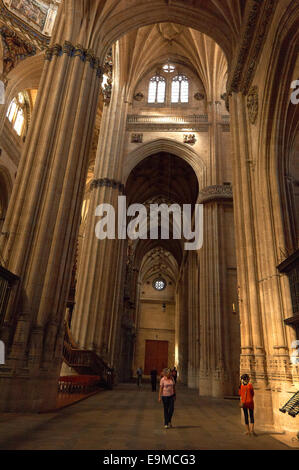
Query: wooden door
xmin=144 ymin=340 xmax=168 ymax=375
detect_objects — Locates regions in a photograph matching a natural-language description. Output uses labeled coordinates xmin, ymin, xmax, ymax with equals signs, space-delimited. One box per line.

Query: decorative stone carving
xmin=227 ymin=0 xmax=275 ymax=94
xmin=0 ymin=25 xmax=36 ymax=75
xmin=194 ymin=92 xmax=205 ymax=101
xmin=157 ymin=22 xmax=183 ymax=43
xmin=183 ymin=133 xmax=196 ymax=145
xmin=243 ymin=0 xmax=276 ymax=94
xmin=131 ymin=133 xmax=143 ymax=143
xmin=246 ymin=85 xmax=258 ymax=125
xmin=102 ymin=48 xmax=113 ymax=105
xmin=45 ymin=41 xmax=102 ymax=78
xmin=0 ymin=0 xmax=50 ymax=50
xmin=133 ymin=92 xmax=144 ymax=101
xmin=90 ymin=177 xmax=125 ymax=194
xmin=221 ymin=92 xmax=230 ymax=112
xmin=198 ymin=184 xmax=233 ymax=204
xmin=126 ymin=114 xmax=209 ymax=132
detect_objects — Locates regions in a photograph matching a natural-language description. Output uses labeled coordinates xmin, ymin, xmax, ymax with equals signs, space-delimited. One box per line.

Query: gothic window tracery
xmin=147 ymin=72 xmax=190 ymax=105
xmin=148 ymin=75 xmax=166 ymax=103
xmin=171 ymin=75 xmax=189 ymax=103
xmin=153 ymin=278 xmax=166 ymax=291
xmin=6 ymin=92 xmax=26 ymax=136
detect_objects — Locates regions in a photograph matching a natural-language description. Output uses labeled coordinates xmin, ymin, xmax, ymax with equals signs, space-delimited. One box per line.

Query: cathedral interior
xmin=0 ymin=0 xmax=298 ymax=450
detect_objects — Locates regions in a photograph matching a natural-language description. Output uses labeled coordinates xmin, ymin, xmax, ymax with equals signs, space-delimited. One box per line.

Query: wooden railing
xmin=62 ymin=322 xmax=114 ymax=389
xmin=279 ymin=391 xmax=299 ymax=418
xmin=58 ymin=375 xmax=101 ymax=394
xmin=0 ymin=265 xmax=19 ymax=328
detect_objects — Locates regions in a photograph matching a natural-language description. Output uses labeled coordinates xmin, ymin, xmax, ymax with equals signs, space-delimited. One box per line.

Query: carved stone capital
xmin=63 ymin=41 xmax=74 ymax=57
xmin=45 ymin=41 xmax=102 ymax=78
xmin=198 ymin=184 xmax=233 ymax=204
xmin=90 ymin=178 xmax=125 ymax=194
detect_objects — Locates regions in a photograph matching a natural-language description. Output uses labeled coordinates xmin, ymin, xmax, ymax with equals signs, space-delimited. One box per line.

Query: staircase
xmin=62 ymin=322 xmax=114 ymax=389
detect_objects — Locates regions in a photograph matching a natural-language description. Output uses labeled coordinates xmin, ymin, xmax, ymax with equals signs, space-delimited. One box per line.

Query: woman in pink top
xmin=159 ymin=368 xmax=176 ymax=428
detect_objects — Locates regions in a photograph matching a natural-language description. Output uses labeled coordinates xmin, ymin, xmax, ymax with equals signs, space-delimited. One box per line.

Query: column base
xmin=0 ymin=374 xmax=58 ymax=412
xmin=188 ymin=366 xmax=198 ymax=389
xmin=250 ymin=386 xmax=274 ymax=429
xmin=199 ymin=370 xmax=237 ymax=398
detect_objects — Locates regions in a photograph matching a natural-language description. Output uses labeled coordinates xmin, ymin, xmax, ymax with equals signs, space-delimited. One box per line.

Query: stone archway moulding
xmin=95 ymin=2 xmax=236 ymax=66
xmin=123 ymin=138 xmax=207 ymax=190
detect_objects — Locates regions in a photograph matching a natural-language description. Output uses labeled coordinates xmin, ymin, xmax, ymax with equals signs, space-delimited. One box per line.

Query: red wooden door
xmin=144 ymin=340 xmax=168 ymax=375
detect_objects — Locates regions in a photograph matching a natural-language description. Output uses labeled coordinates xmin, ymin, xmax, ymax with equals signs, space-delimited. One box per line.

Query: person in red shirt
xmin=239 ymin=374 xmax=256 ymax=435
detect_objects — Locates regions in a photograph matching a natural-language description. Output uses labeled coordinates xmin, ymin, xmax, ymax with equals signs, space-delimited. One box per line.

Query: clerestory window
xmin=171 ymin=75 xmax=189 ymax=103
xmin=148 ymin=76 xmax=166 ymax=104
xmin=6 ymin=92 xmax=26 ymax=136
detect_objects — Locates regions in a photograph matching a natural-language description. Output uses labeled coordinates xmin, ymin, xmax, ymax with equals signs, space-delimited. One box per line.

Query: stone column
xmin=117 ymin=249 xmax=139 ymax=382
xmin=0 ymin=1 xmax=103 ymax=411
xmin=198 ymin=185 xmax=238 ymax=397
xmin=187 ymin=251 xmax=199 ymax=388
xmin=71 ymin=42 xmax=129 ymax=368
xmin=176 ymin=266 xmax=189 ymax=384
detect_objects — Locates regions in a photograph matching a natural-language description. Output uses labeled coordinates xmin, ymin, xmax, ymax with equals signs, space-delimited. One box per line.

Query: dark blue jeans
xmin=242 ymin=407 xmax=254 ymax=425
xmin=162 ymin=395 xmax=175 ymax=425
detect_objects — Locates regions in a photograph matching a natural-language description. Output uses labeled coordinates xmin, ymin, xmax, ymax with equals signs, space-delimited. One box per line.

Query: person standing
xmin=239 ymin=374 xmax=256 ymax=435
xmin=159 ymin=368 xmax=176 ymax=429
xmin=136 ymin=366 xmax=143 ymax=387
xmin=171 ymin=367 xmax=177 ymax=383
xmin=150 ymin=369 xmax=157 ymax=391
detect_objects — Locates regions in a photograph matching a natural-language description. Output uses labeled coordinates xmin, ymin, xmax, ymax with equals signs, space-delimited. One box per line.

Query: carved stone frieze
xmin=127 ymin=123 xmax=209 ymax=132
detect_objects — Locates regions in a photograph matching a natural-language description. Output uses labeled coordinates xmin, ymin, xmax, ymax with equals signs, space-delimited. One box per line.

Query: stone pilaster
xmin=230 ymin=92 xmax=272 ymax=426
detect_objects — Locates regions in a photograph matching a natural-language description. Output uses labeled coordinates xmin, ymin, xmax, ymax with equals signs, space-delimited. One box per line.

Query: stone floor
xmin=0 ymin=383 xmax=295 ymax=450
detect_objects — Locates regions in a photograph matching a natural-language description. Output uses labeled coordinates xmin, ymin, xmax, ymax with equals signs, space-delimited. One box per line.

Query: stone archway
xmin=93 ymin=0 xmax=244 ymax=66
xmin=123 ymin=138 xmax=207 ymax=190
xmin=122 ymin=150 xmax=199 ymax=383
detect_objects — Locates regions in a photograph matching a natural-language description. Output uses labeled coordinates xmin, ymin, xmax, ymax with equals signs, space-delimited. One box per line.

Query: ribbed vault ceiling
xmin=119 ymin=22 xmax=228 ymax=101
